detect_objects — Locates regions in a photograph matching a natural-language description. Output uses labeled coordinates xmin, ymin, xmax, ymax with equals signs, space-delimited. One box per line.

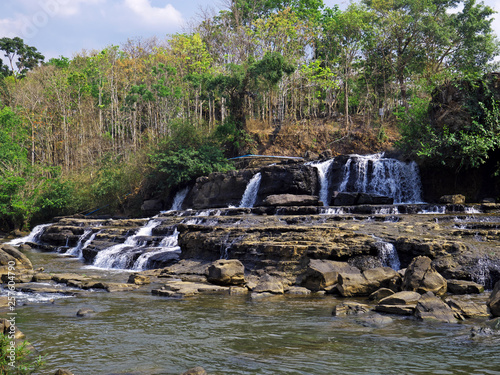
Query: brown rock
xmin=488 ymin=280 xmax=500 ymax=317
xmin=301 ymin=259 xmax=359 ymax=291
xmin=252 ymin=274 xmax=284 ymax=294
xmin=375 ymin=291 xmax=421 ymax=315
xmin=369 ymin=288 xmax=395 ymax=302
xmin=333 ymin=302 xmax=371 ymax=316
xmin=402 ymin=256 xmax=447 ymax=295
xmin=439 ymin=194 xmax=465 ymax=204
xmin=338 ymin=267 xmax=400 ymax=297
xmin=447 ymin=279 xmax=484 ymax=294
xmin=446 ymin=298 xmax=489 ymax=318
xmin=181 ymin=367 xmax=207 ymax=375
xmin=415 ymin=292 xmax=458 ymax=323
xmin=263 ymin=194 xmax=320 ymax=207
xmin=207 ymin=259 xmax=245 ymax=286
xmin=54 ymin=370 xmax=74 ymax=375
xmin=127 ymin=273 xmax=151 ymax=285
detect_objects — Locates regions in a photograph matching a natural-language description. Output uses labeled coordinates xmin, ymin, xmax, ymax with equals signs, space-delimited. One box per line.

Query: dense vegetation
xmin=0 ymin=0 xmax=499 ymax=230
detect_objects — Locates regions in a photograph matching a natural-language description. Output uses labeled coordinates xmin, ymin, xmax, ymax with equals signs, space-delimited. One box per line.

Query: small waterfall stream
xmin=66 ymin=229 xmax=94 ymax=258
xmin=169 ymin=187 xmax=190 ymax=211
xmin=375 ymin=241 xmax=401 ymax=271
xmin=239 ymin=172 xmax=262 ymax=208
xmin=132 ymin=228 xmax=180 ymax=271
xmin=7 ymin=223 xmax=51 ymax=246
xmin=309 ymin=159 xmax=335 ymax=206
xmin=92 ymin=219 xmax=161 ymax=269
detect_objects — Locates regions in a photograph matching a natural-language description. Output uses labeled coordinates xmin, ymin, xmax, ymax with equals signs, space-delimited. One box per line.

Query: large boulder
xmin=207 ymin=259 xmax=245 ymax=286
xmin=0 ymin=244 xmax=34 ymax=283
xmin=300 ymin=259 xmax=359 ymax=291
xmin=414 ymin=292 xmax=458 ymax=323
xmin=402 ymin=256 xmax=447 ymax=295
xmin=439 ymin=194 xmax=465 ymax=204
xmin=337 ymin=267 xmax=400 ymax=297
xmin=447 ymin=279 xmax=484 ymax=295
xmin=375 ymin=291 xmax=421 ymax=315
xmin=488 ymin=280 xmax=500 ymax=317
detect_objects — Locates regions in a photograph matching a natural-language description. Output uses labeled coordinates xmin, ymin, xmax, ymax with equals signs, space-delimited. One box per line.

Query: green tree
xmin=0 ymin=37 xmax=44 ymax=79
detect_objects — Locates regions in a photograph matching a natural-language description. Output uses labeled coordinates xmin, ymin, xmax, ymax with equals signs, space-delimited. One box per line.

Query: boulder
xmin=356 ymin=193 xmax=394 ymax=205
xmin=76 ymin=308 xmax=96 ymax=317
xmin=252 ymin=274 xmax=284 ymax=294
xmin=0 ymin=244 xmax=34 ymax=282
xmin=127 ymin=274 xmax=151 ymax=285
xmin=262 ymin=194 xmax=320 ymax=207
xmin=402 ymin=256 xmax=447 ymax=295
xmin=446 ymin=279 xmax=484 ymax=294
xmin=332 ymin=302 xmax=371 ymax=316
xmin=332 ymin=192 xmax=358 ymax=206
xmin=258 ymin=164 xmax=319 ymax=200
xmin=414 ymin=292 xmax=458 ymax=323
xmin=54 ymin=370 xmax=74 ymax=375
xmin=181 ymin=367 xmax=207 ymax=375
xmin=141 ymin=198 xmax=164 ymax=213
xmin=300 ymin=259 xmax=359 ymax=291
xmin=337 ymin=267 xmax=400 ymax=297
xmin=356 ymin=313 xmax=394 ymax=328
xmin=488 ymin=280 xmax=500 ymax=317
xmin=369 ymin=288 xmax=395 ymax=302
xmin=445 ymin=298 xmax=489 ymax=318
xmin=375 ymin=291 xmax=421 ymax=315
xmin=439 ymin=194 xmax=465 ymax=204
xmin=207 ymin=259 xmax=245 ymax=286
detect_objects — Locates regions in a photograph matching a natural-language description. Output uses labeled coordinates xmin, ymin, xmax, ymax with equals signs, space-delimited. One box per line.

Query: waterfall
xmin=337 ymin=154 xmax=423 ymax=204
xmin=375 ymin=241 xmax=401 ymax=270
xmin=92 ymin=219 xmax=161 ymax=269
xmin=239 ymin=172 xmax=262 ymax=208
xmin=7 ymin=223 xmax=51 ymax=246
xmin=309 ymin=159 xmax=335 ymax=206
xmin=66 ymin=229 xmax=93 ymax=258
xmin=170 ymin=187 xmax=190 ymax=211
xmin=132 ymin=228 xmax=180 ymax=271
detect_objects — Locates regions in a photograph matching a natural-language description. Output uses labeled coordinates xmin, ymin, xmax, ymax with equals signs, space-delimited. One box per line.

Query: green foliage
xmin=0 ymin=333 xmax=46 ymax=374
xmin=148 ymin=121 xmax=234 ymax=193
xmin=0 ymin=37 xmax=44 ymax=79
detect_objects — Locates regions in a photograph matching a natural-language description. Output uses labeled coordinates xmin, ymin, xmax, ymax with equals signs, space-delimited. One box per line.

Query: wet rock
xmin=369 ymin=288 xmax=395 ymax=302
xmin=152 ymin=280 xmax=229 ymax=298
xmin=207 ymin=259 xmax=245 ymax=286
xmin=0 ymin=244 xmax=34 ymax=282
xmin=347 ymin=256 xmax=383 ymax=271
xmin=415 ymin=292 xmax=458 ymax=323
xmin=16 ymin=283 xmax=78 ymax=295
xmin=375 ymin=291 xmax=422 ymax=315
xmin=488 ymin=280 xmax=500 ymax=317
xmin=333 ymin=302 xmax=371 ymax=316
xmin=181 ymin=367 xmax=207 ymax=375
xmin=337 ymin=267 xmax=400 ymax=297
xmin=127 ymin=274 xmax=151 ymax=285
xmin=332 ymin=192 xmax=358 ymax=206
xmin=356 ymin=313 xmax=394 ymax=328
xmin=54 ymin=370 xmax=75 ymax=375
xmin=252 ymin=274 xmax=284 ymax=294
xmin=51 ymin=273 xmax=92 ymax=285
xmin=229 ymin=286 xmax=249 ymax=295
xmin=286 ymin=286 xmax=311 ymax=295
xmin=446 ymin=279 xmax=484 ymax=294
xmin=76 ymin=308 xmax=96 ymax=317
xmin=485 ymin=317 xmax=500 ymax=330
xmin=141 ymin=198 xmax=164 ymax=213
xmin=300 ymin=259 xmax=359 ymax=292
xmin=0 ymin=318 xmax=25 ymax=340
xmin=32 ymin=273 xmax=53 ymax=282
xmin=87 ymin=282 xmax=140 ymax=292
xmin=396 ymin=238 xmax=467 ymax=264
xmin=402 ymin=256 xmax=447 ymax=295
xmin=440 ymin=194 xmax=465 ymax=204
xmin=445 ymin=298 xmax=489 ymax=318
xmin=262 ymin=194 xmax=320 ymax=207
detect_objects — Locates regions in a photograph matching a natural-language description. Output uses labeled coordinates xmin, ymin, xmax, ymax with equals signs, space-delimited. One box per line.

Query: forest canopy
xmin=0 ymin=0 xmax=499 ymax=230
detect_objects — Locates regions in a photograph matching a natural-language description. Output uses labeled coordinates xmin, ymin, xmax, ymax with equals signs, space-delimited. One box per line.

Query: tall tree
xmin=0 ymin=37 xmax=44 ymax=79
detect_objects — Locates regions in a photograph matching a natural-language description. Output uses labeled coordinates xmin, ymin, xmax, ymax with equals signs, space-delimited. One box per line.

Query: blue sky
xmin=0 ymin=0 xmax=499 ymax=61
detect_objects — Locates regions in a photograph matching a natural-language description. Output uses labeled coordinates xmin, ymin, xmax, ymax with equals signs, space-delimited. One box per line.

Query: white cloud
xmin=124 ymin=0 xmax=183 ymax=27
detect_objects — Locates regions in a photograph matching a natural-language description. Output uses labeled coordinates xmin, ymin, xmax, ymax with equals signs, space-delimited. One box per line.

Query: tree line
xmin=0 ymin=0 xmax=499 ymax=230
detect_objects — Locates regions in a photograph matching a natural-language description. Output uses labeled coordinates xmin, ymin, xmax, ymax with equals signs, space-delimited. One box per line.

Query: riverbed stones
xmin=445 ymin=298 xmax=489 ymax=318
xmin=446 ymin=279 xmax=484 ymax=294
xmin=414 ymin=292 xmax=458 ymax=323
xmin=127 ymin=274 xmax=151 ymax=285
xmin=488 ymin=280 xmax=500 ymax=317
xmin=375 ymin=291 xmax=421 ymax=315
xmin=0 ymin=244 xmax=34 ymax=282
xmin=76 ymin=308 xmax=96 ymax=317
xmin=300 ymin=259 xmax=359 ymax=291
xmin=263 ymin=194 xmax=320 ymax=207
xmin=207 ymin=259 xmax=245 ymax=286
xmin=337 ymin=267 xmax=400 ymax=297
xmin=181 ymin=366 xmax=207 ymax=375
xmin=252 ymin=274 xmax=284 ymax=294
xmin=402 ymin=256 xmax=447 ymax=295
xmin=369 ymin=288 xmax=395 ymax=302
xmin=332 ymin=302 xmax=371 ymax=316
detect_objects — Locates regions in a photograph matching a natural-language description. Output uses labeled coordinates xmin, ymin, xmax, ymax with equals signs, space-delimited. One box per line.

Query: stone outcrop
xmin=300 ymin=259 xmax=359 ymax=292
xmin=446 ymin=279 xmax=484 ymax=294
xmin=375 ymin=291 xmax=421 ymax=315
xmin=445 ymin=298 xmax=489 ymax=318
xmin=332 ymin=192 xmax=393 ymax=206
xmin=488 ymin=281 xmax=500 ymax=317
xmin=402 ymin=256 xmax=447 ymax=295
xmin=207 ymin=259 xmax=245 ymax=286
xmin=332 ymin=302 xmax=371 ymax=316
xmin=414 ymin=292 xmax=458 ymax=323
xmin=337 ymin=267 xmax=400 ymax=297
xmin=0 ymin=244 xmax=33 ymax=282
xmin=263 ymin=194 xmax=320 ymax=207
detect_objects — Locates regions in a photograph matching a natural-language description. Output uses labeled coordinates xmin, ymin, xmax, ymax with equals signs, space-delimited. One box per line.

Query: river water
xmin=6 ymin=248 xmax=500 ymax=375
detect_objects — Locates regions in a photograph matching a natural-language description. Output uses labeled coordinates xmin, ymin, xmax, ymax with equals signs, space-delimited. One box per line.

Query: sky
xmin=0 ymin=0 xmax=500 ymax=61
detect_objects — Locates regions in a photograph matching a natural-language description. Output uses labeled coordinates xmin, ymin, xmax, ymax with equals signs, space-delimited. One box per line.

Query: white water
xmin=376 ymin=241 xmax=401 ymax=270
xmin=92 ymin=219 xmax=161 ymax=269
xmin=309 ymin=159 xmax=335 ymax=206
xmin=7 ymin=223 xmax=52 ymax=245
xmin=239 ymin=172 xmax=262 ymax=208
xmin=65 ymin=229 xmax=93 ymax=258
xmin=170 ymin=187 xmax=190 ymax=211
xmin=337 ymin=154 xmax=423 ymax=204
xmin=132 ymin=228 xmax=180 ymax=271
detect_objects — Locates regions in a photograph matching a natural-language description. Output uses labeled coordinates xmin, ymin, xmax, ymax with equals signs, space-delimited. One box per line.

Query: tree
xmin=0 ymin=37 xmax=44 ymax=79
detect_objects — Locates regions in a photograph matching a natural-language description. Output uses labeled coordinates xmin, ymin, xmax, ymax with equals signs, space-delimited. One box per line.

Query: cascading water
xmin=375 ymin=241 xmax=401 ymax=271
xmin=132 ymin=228 xmax=180 ymax=271
xmin=309 ymin=159 xmax=335 ymax=206
xmin=239 ymin=172 xmax=262 ymax=208
xmin=66 ymin=229 xmax=94 ymax=258
xmin=7 ymin=223 xmax=51 ymax=246
xmin=92 ymin=219 xmax=161 ymax=269
xmin=169 ymin=187 xmax=190 ymax=211
xmin=337 ymin=154 xmax=423 ymax=204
